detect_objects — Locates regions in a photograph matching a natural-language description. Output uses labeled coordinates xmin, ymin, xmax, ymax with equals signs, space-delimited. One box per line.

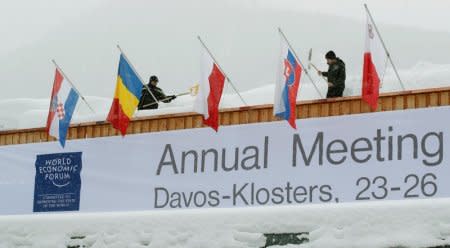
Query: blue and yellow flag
xmin=107 ymin=54 xmax=142 ymax=136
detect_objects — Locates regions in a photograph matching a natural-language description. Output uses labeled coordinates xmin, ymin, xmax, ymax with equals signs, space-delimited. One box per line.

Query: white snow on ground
xmin=1 ymin=199 xmax=450 ymax=248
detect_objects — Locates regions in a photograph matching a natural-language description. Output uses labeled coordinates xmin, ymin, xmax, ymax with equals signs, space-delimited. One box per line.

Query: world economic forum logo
xmin=33 ymin=152 xmax=82 ymax=212
xmin=39 ymin=157 xmax=78 ymax=188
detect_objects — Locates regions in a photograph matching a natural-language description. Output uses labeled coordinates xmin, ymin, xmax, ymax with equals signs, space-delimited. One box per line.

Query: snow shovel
xmin=142 ymin=83 xmax=199 ymax=108
xmin=176 ymin=83 xmax=200 ymax=97
xmin=308 ymin=48 xmax=327 ymax=80
xmin=308 ymin=48 xmax=320 ymax=72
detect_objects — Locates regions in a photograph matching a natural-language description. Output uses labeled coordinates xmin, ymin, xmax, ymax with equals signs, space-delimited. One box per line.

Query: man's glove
xmin=169 ymin=95 xmax=177 ymax=101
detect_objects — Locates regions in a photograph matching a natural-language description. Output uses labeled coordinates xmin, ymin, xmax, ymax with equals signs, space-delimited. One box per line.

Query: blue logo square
xmin=33 ymin=152 xmax=82 ymax=212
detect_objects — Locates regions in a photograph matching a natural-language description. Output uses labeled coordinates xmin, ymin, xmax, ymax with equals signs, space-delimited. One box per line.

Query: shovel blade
xmin=307 ymin=48 xmax=313 ymax=70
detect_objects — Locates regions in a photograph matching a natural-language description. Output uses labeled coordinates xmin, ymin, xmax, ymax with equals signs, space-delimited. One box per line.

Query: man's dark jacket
xmin=138 ymin=85 xmax=172 ymax=110
xmin=322 ymin=58 xmax=346 ymax=98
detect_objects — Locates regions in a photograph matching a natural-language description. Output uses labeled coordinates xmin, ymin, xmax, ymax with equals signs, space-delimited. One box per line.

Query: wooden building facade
xmin=0 ymin=87 xmax=449 ymax=146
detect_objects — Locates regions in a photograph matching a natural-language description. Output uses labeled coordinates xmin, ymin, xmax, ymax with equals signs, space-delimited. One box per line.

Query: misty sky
xmin=1 ymin=0 xmax=449 ymax=100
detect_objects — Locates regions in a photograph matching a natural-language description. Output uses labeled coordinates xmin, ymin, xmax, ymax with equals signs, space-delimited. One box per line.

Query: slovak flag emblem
xmin=274 ymin=39 xmax=302 ymax=129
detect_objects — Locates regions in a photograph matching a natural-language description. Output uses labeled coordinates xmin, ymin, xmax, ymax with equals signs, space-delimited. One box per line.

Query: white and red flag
xmin=362 ymin=12 xmax=387 ymax=111
xmin=193 ymin=46 xmax=226 ymax=131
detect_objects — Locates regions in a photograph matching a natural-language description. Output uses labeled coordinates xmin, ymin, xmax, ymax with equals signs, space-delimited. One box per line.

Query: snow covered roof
xmin=1 ymin=0 xmax=450 ymax=131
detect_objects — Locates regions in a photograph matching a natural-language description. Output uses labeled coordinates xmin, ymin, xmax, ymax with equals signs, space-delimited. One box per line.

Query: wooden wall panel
xmin=26 ymin=133 xmax=34 ymax=143
xmin=77 ymin=127 xmax=86 ymax=139
xmin=406 ymin=95 xmax=415 ymax=109
xmin=429 ymin=93 xmax=439 ymax=106
xmin=0 ymin=134 xmax=6 ymax=146
xmin=221 ymin=112 xmax=230 ymax=126
xmin=269 ymin=109 xmax=277 ymax=122
xmin=330 ymin=102 xmax=340 ymax=116
xmin=4 ymin=135 xmax=10 ymax=145
xmin=249 ymin=110 xmax=259 ymax=123
xmin=231 ymin=112 xmax=240 ymax=125
xmin=158 ymin=119 xmax=168 ymax=131
xmin=1 ymin=88 xmax=450 ymax=146
xmin=376 ymin=101 xmax=382 ymax=112
xmin=416 ymin=94 xmax=427 ymax=108
xmin=175 ymin=118 xmax=185 ymax=130
xmin=19 ymin=133 xmax=27 ymax=144
xmin=150 ymin=120 xmax=159 ymax=132
xmin=350 ymin=100 xmax=361 ymax=114
xmin=360 ymin=100 xmax=371 ymax=113
xmin=93 ymin=126 xmax=102 ymax=138
xmin=308 ymin=104 xmax=319 ymax=118
xmin=382 ymin=97 xmax=393 ymax=111
xmin=298 ymin=105 xmax=308 ymax=119
xmin=70 ymin=128 xmax=77 ymax=140
xmin=258 ymin=109 xmax=266 ymax=122
xmin=341 ymin=101 xmax=350 ymax=115
xmin=133 ymin=122 xmax=142 ymax=134
xmin=141 ymin=120 xmax=150 ymax=133
xmin=167 ymin=118 xmax=176 ymax=131
xmin=33 ymin=132 xmax=41 ymax=143
xmin=40 ymin=132 xmax=47 ymax=142
xmin=239 ymin=111 xmax=249 ymax=124
xmin=193 ymin=116 xmax=203 ymax=128
xmin=440 ymin=92 xmax=449 ymax=106
xmin=86 ymin=126 xmax=93 ymax=138
xmin=185 ymin=117 xmax=193 ymax=129
xmin=320 ymin=103 xmax=329 ymax=117
xmin=12 ymin=134 xmax=20 ymax=145
xmin=394 ymin=96 xmax=405 ymax=110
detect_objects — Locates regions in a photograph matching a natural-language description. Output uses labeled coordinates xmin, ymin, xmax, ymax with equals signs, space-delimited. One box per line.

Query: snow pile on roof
xmin=1 ymin=199 xmax=450 ymax=248
xmin=1 ymin=61 xmax=449 ymax=131
xmin=1 ymin=0 xmax=450 ymax=131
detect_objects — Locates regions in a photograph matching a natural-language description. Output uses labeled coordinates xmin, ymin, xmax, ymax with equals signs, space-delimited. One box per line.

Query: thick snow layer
xmin=1 ymin=61 xmax=449 ymax=131
xmin=1 ymin=199 xmax=450 ymax=248
xmin=1 ymin=0 xmax=450 ymax=130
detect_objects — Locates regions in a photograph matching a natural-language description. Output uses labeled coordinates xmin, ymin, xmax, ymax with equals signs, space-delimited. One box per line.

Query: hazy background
xmin=1 ymin=0 xmax=449 ymax=99
xmin=0 ymin=0 xmax=449 ymax=129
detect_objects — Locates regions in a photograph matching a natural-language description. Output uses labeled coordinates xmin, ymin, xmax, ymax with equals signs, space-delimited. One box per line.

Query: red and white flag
xmin=193 ymin=46 xmax=226 ymax=131
xmin=362 ymin=12 xmax=387 ymax=111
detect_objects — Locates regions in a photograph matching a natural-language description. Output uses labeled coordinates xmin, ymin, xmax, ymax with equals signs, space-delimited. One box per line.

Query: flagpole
xmin=116 ymin=44 xmax=159 ymax=104
xmin=364 ymin=4 xmax=405 ymax=90
xmin=197 ymin=36 xmax=248 ymax=106
xmin=278 ymin=28 xmax=324 ymax=99
xmin=51 ymin=60 xmax=96 ymax=114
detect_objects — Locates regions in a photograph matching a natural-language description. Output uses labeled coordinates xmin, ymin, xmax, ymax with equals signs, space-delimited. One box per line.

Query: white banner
xmin=0 ymin=107 xmax=449 ymax=215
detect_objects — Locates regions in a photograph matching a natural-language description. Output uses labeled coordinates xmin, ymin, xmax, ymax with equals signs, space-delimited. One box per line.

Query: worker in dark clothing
xmin=138 ymin=75 xmax=176 ymax=110
xmin=318 ymin=51 xmax=346 ymax=98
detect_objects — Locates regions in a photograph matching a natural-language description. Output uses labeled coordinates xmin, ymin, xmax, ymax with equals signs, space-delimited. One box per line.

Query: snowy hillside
xmin=1 ymin=0 xmax=450 ymax=130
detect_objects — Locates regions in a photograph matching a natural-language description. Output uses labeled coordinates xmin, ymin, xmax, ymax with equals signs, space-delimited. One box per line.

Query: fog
xmin=1 ymin=0 xmax=449 ymax=100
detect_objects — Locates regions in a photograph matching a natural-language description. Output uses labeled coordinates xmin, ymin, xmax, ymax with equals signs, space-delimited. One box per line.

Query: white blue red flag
xmin=274 ymin=36 xmax=302 ymax=129
xmin=46 ymin=69 xmax=79 ymax=147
